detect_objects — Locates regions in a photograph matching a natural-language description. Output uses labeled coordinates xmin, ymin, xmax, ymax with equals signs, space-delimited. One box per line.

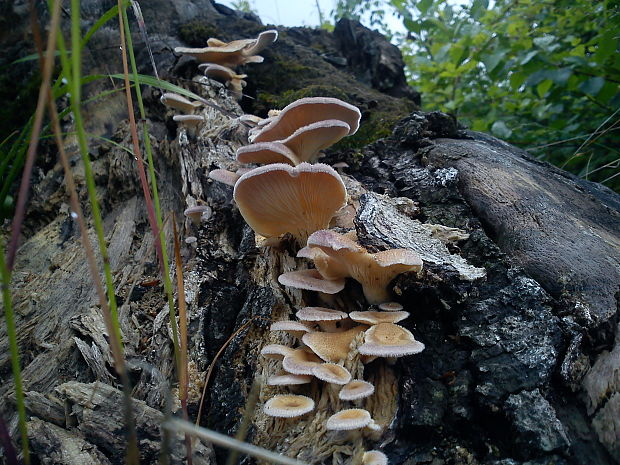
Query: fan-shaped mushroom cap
xmin=378 ymin=302 xmax=404 ymax=312
xmin=263 ymin=394 xmax=314 ymax=418
xmin=302 ymin=326 xmax=367 ymax=363
xmin=282 ymin=349 xmax=322 ymax=375
xmin=199 ymin=63 xmax=247 ymax=100
xmin=238 ymin=114 xmax=264 ymax=127
xmin=253 ymin=97 xmax=361 ymax=143
xmin=339 ymin=379 xmax=375 ymax=400
xmin=278 ymin=269 xmax=345 ymax=294
xmin=273 ymin=119 xmax=350 ymax=164
xmin=173 ymin=114 xmax=204 ymax=128
xmin=296 ymin=307 xmax=348 ymax=332
xmin=260 ymin=344 xmax=296 ymax=360
xmin=312 ymin=363 xmax=352 ymax=385
xmin=184 ymin=205 xmax=212 ymax=226
xmin=363 ymin=451 xmax=388 ymax=465
xmin=358 ymin=323 xmax=425 ymax=357
xmin=243 ymin=29 xmax=278 ymax=56
xmin=349 ymin=311 xmax=409 ymax=325
xmin=267 ymin=372 xmax=312 ymax=386
xmin=236 ymin=142 xmax=300 ymax=166
xmin=160 ymin=93 xmax=202 ymax=113
xmin=270 ymin=320 xmax=312 ymax=339
xmin=208 ymin=169 xmax=240 ymax=187
xmin=326 ymin=408 xmax=372 ymax=430
xmin=233 ymin=163 xmax=346 ymax=243
xmin=305 ymin=229 xmax=423 ymax=304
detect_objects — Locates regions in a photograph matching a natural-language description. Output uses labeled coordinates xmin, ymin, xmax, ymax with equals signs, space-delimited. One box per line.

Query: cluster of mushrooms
xmin=160 ymin=30 xmax=279 ymax=129
xmin=171 ymin=29 xmax=426 ymax=465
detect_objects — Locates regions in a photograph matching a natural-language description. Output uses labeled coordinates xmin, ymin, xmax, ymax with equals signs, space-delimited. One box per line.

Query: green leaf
xmin=417 ymin=0 xmax=434 ymax=15
xmin=548 ymin=68 xmax=572 ymax=86
xmin=579 ymin=77 xmax=605 ymax=95
xmin=470 ymin=0 xmax=489 ymax=19
xmin=482 ymin=50 xmax=504 ymax=72
xmin=510 ymin=71 xmax=527 ymax=90
xmin=594 ymin=30 xmax=618 ymax=64
xmin=491 ymin=120 xmax=512 ymax=139
xmin=537 ymin=79 xmax=553 ymax=97
xmin=520 ymin=50 xmax=538 ymax=65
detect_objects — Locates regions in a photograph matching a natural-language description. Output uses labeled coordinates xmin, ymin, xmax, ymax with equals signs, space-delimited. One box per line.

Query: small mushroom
xmin=302 ymin=326 xmax=367 ymax=363
xmin=312 ymin=363 xmax=352 ymax=385
xmin=278 ymin=269 xmax=345 ymax=294
xmin=252 ymin=97 xmax=361 ymax=144
xmin=263 ymin=394 xmax=314 ymax=418
xmin=325 ymin=408 xmax=373 ymax=431
xmin=358 ymin=323 xmax=425 ymax=358
xmin=295 ymin=307 xmax=348 ymax=332
xmin=237 ymin=141 xmax=301 ymax=166
xmin=363 ymin=451 xmax=388 ymax=465
xmin=173 ymin=114 xmax=204 ymax=128
xmin=339 ymin=379 xmax=375 ymax=401
xmin=233 ymin=163 xmax=347 ymax=244
xmin=160 ymin=93 xmax=202 ymax=113
xmin=199 ymin=63 xmax=247 ymax=100
xmin=282 ymin=349 xmax=322 ymax=375
xmin=349 ymin=311 xmax=410 ymax=325
xmin=378 ymin=302 xmax=404 ymax=312
xmin=270 ymin=320 xmax=312 ymax=339
xmin=267 ymin=372 xmax=312 ymax=386
xmin=208 ymin=169 xmax=240 ymax=187
xmin=260 ymin=344 xmax=296 ymax=360
xmin=184 ymin=205 xmax=212 ymax=226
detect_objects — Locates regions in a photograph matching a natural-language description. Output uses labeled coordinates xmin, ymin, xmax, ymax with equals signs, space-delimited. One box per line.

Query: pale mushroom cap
xmin=312 ymin=363 xmax=352 ymax=385
xmin=263 ymin=394 xmax=314 ymax=418
xmin=358 ymin=323 xmax=425 ymax=357
xmin=349 ymin=311 xmax=410 ymax=325
xmin=282 ymin=349 xmax=322 ymax=375
xmin=253 ymin=97 xmax=362 ymax=143
xmin=260 ymin=344 xmax=296 ymax=360
xmin=173 ymin=114 xmax=204 ymax=127
xmin=326 ymin=408 xmax=372 ymax=430
xmin=277 ymin=119 xmax=350 ymax=164
xmin=295 ymin=307 xmax=348 ymax=322
xmin=278 ymin=269 xmax=345 ymax=294
xmin=174 ymin=43 xmax=250 ymax=67
xmin=302 ymin=326 xmax=367 ymax=363
xmin=199 ymin=63 xmax=237 ymax=81
xmin=378 ymin=302 xmax=404 ymax=311
xmin=270 ymin=320 xmax=312 ymax=338
xmin=339 ymin=379 xmax=375 ymax=400
xmin=243 ymin=29 xmax=278 ymax=56
xmin=184 ymin=205 xmax=212 ymax=225
xmin=363 ymin=451 xmax=388 ymax=465
xmin=238 ymin=114 xmax=264 ymax=127
xmin=236 ymin=142 xmax=300 ymax=166
xmin=267 ymin=372 xmax=312 ymax=386
xmin=208 ymin=169 xmax=240 ymax=187
xmin=233 ymin=163 xmax=346 ymax=243
xmin=160 ymin=93 xmax=202 ymax=113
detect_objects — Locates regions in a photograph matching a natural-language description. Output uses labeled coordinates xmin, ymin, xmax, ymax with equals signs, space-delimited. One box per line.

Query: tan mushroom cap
xmin=208 ymin=169 xmax=240 ymax=187
xmin=253 ymin=97 xmax=361 ymax=143
xmin=378 ymin=302 xmax=404 ymax=312
xmin=339 ymin=379 xmax=375 ymax=400
xmin=302 ymin=326 xmax=367 ymax=363
xmin=363 ymin=451 xmax=388 ymax=465
xmin=275 ymin=119 xmax=351 ymax=164
xmin=233 ymin=163 xmax=346 ymax=243
xmin=296 ymin=306 xmax=348 ymax=332
xmin=278 ymin=269 xmax=345 ymax=294
xmin=263 ymin=394 xmax=314 ymax=418
xmin=160 ymin=93 xmax=202 ymax=113
xmin=173 ymin=114 xmax=204 ymax=128
xmin=312 ymin=363 xmax=352 ymax=385
xmin=282 ymin=349 xmax=322 ymax=375
xmin=237 ymin=142 xmax=300 ymax=166
xmin=260 ymin=344 xmax=296 ymax=360
xmin=358 ymin=323 xmax=425 ymax=357
xmin=349 ymin=311 xmax=410 ymax=325
xmin=243 ymin=29 xmax=279 ymax=56
xmin=305 ymin=229 xmax=423 ymax=304
xmin=270 ymin=320 xmax=312 ymax=339
xmin=184 ymin=205 xmax=212 ymax=226
xmin=199 ymin=63 xmax=246 ymax=81
xmin=326 ymin=408 xmax=372 ymax=430
xmin=267 ymin=372 xmax=312 ymax=386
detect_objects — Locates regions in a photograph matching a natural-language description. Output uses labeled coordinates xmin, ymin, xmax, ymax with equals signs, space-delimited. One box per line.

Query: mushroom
xmin=325 ymin=408 xmax=375 ymax=431
xmin=282 ymin=349 xmax=322 ymax=375
xmin=358 ymin=323 xmax=425 ymax=358
xmin=349 ymin=311 xmax=410 ymax=325
xmin=199 ymin=63 xmax=247 ymax=100
xmin=160 ymin=92 xmax=202 ymax=113
xmin=238 ymin=114 xmax=264 ymax=127
xmin=363 ymin=451 xmax=388 ymax=465
xmin=339 ymin=379 xmax=375 ymax=401
xmin=312 ymin=363 xmax=352 ymax=385
xmin=295 ymin=307 xmax=348 ymax=332
xmin=252 ymin=97 xmax=362 ymax=144
xmin=267 ymin=372 xmax=312 ymax=386
xmin=302 ymin=229 xmax=423 ymax=304
xmin=208 ymin=169 xmax=240 ymax=187
xmin=270 ymin=320 xmax=312 ymax=339
xmin=237 ymin=141 xmax=300 ymax=166
xmin=233 ymin=163 xmax=347 ymax=244
xmin=184 ymin=205 xmax=212 ymax=226
xmin=260 ymin=344 xmax=296 ymax=360
xmin=173 ymin=114 xmax=204 ymax=128
xmin=302 ymin=326 xmax=367 ymax=363
xmin=263 ymin=394 xmax=314 ymax=418
xmin=278 ymin=269 xmax=345 ymax=294
xmin=378 ymin=302 xmax=404 ymax=312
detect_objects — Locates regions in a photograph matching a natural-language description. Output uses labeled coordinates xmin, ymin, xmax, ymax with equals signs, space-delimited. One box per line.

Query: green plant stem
xmin=0 ymin=245 xmax=29 ymax=464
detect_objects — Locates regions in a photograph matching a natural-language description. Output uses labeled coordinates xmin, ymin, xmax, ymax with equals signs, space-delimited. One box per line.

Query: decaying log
xmin=1 ymin=1 xmax=619 ymax=464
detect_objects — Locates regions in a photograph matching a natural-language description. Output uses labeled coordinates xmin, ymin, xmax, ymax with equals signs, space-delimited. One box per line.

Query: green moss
xmin=178 ymin=21 xmax=220 ymax=47
xmin=257 ymin=84 xmax=349 ymax=111
xmin=334 ymin=111 xmax=402 ymax=151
